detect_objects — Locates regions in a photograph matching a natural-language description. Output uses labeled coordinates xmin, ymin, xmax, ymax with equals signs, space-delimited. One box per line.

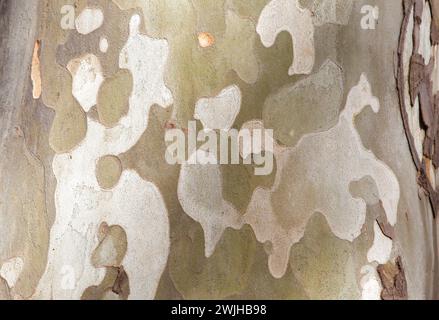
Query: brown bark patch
xmin=377 ymin=257 xmax=408 ymax=300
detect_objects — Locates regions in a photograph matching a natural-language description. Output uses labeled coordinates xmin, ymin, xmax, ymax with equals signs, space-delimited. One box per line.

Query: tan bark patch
xmin=97 ymin=69 xmax=133 ymax=127
xmin=92 ymin=224 xmax=127 ymax=267
xmin=96 ymin=156 xmax=122 ymax=190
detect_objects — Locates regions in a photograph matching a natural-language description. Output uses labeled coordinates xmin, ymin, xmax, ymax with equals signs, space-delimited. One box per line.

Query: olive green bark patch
xmin=0 ymin=132 xmax=50 ymax=298
xmin=0 ymin=278 xmax=11 ymax=300
xmin=43 ymin=0 xmax=137 ymax=153
xmin=96 ymin=155 xmax=122 ymax=190
xmin=288 ymin=213 xmax=370 ymax=300
xmin=221 ymin=162 xmax=276 ymax=212
xmin=57 ymin=0 xmax=135 ymax=78
xmin=39 ymin=0 xmax=86 ymax=154
xmin=169 ymin=220 xmax=309 ymax=300
xmin=85 ymin=224 xmax=129 ymax=300
xmin=169 ymin=222 xmax=255 ymax=299
xmin=97 ymin=70 xmax=133 ymax=127
xmin=229 ymin=238 xmax=308 ymax=300
xmin=263 ymin=60 xmax=343 ymax=147
xmin=226 ymin=0 xmax=268 ymax=20
xmin=49 ymin=95 xmax=88 ymax=153
xmin=120 ymin=105 xmax=180 ymax=189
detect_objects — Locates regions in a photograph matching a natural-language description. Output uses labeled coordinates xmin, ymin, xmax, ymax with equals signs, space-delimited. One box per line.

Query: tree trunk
xmin=0 ymin=0 xmax=438 ymax=300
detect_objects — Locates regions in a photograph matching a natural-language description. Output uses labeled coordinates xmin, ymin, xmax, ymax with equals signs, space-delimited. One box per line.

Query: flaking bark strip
xmin=377 ymin=257 xmax=408 ymax=300
xmin=398 ymin=0 xmax=422 ymax=170
xmin=375 ymin=201 xmax=396 ymax=240
xmin=430 ymin=0 xmax=439 ymax=44
xmin=397 ymin=0 xmax=439 ymax=217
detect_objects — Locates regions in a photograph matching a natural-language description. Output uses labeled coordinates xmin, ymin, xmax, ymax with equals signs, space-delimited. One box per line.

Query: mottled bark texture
xmin=0 ymin=0 xmax=438 ymax=300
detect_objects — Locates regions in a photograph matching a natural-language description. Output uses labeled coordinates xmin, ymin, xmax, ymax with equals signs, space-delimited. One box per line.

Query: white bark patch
xmin=177 ymin=75 xmax=400 ymax=279
xmin=243 ymin=75 xmax=400 ymax=278
xmin=367 ymin=221 xmax=393 ymax=265
xmin=257 ymin=0 xmax=315 ymax=75
xmin=75 ymin=8 xmax=104 ymax=35
xmin=35 ymin=14 xmax=173 ymax=300
xmin=0 ymin=258 xmax=24 ymax=288
xmin=360 ymin=265 xmax=382 ymax=300
xmin=99 ymin=37 xmax=109 ymax=53
xmin=67 ymin=54 xmax=104 ymax=113
xmin=178 ymin=149 xmax=242 ymax=257
xmin=307 ymin=0 xmax=353 ymax=26
xmin=194 ymin=85 xmax=241 ymax=130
